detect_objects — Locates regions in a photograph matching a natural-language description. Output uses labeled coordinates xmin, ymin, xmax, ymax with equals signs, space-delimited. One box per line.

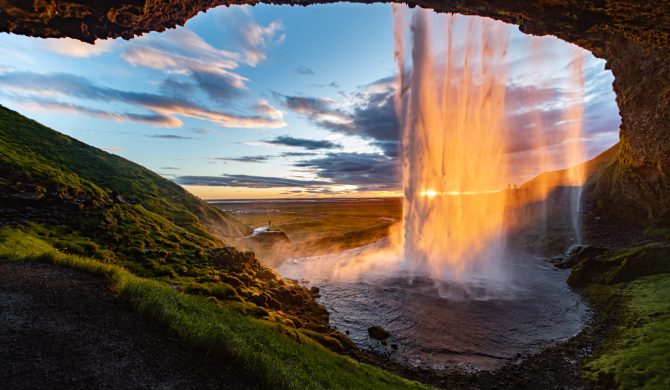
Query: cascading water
xmin=563 ymin=49 xmax=587 ymax=245
xmin=393 ymin=7 xmax=588 ymax=281
xmin=278 ymin=7 xmax=596 ymax=369
xmin=394 ymin=8 xmax=510 ymax=283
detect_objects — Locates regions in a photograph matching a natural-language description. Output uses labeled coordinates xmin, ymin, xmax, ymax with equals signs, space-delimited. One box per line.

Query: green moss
xmin=568 ymin=242 xmax=670 ymax=287
xmin=617 ymin=134 xmax=634 ymax=169
xmin=0 ymin=104 xmax=249 ymax=243
xmin=644 ymin=225 xmax=670 ymax=241
xmin=0 ymin=229 xmax=428 ymax=390
xmin=584 ymin=274 xmax=670 ymax=389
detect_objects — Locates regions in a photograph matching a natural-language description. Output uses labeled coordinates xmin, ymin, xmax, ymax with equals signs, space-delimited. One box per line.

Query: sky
xmin=0 ymin=4 xmax=620 ymax=199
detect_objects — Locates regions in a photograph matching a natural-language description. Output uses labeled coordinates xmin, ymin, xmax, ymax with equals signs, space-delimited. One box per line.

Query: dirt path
xmin=0 ymin=260 xmax=255 ymax=390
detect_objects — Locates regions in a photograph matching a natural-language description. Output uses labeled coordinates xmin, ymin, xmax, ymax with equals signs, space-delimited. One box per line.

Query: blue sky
xmin=0 ymin=4 xmax=620 ymax=198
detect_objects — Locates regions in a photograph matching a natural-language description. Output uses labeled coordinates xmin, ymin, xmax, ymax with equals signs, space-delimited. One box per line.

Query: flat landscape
xmin=213 ymin=198 xmax=402 ymax=265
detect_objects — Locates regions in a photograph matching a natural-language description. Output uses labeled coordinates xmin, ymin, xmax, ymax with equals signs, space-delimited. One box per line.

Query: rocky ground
xmin=0 ymin=260 xmax=256 ymax=389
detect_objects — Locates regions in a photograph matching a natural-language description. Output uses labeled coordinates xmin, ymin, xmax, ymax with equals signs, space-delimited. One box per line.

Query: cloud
xmin=240 ymin=21 xmax=284 ymax=66
xmin=296 ymin=66 xmax=315 ymax=75
xmin=281 ymin=95 xmax=351 ymax=124
xmin=0 ymin=71 xmax=286 ymax=129
xmin=265 ymin=135 xmax=340 ymax=150
xmin=283 ymin=64 xmax=618 ymax=164
xmin=175 ymin=174 xmax=329 ymax=188
xmin=159 ymin=77 xmax=196 ymax=98
xmin=311 ymin=81 xmax=342 ymax=89
xmin=13 ymin=97 xmax=181 ymax=127
xmin=255 ymin=99 xmax=285 ymax=120
xmin=271 ymin=60 xmax=617 ymax=191
xmin=208 ymin=155 xmax=273 ymax=163
xmin=122 ymin=28 xmax=247 ymax=103
xmin=280 ymin=151 xmax=318 ymax=157
xmin=190 ymin=127 xmax=217 ymax=135
xmin=278 ymin=78 xmax=400 ymax=157
xmin=148 ymin=134 xmax=194 ymax=140
xmin=294 ymin=152 xmax=400 ymax=190
xmin=159 ymin=167 xmax=181 ymax=170
xmin=190 ymin=70 xmax=244 ymax=103
xmin=37 ymin=38 xmax=116 ymax=58
xmin=102 ymin=146 xmax=124 ymax=152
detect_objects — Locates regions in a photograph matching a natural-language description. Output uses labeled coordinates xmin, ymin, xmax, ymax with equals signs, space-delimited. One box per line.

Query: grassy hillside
xmin=0 ymin=105 xmax=249 ymax=240
xmin=520 ymin=143 xmax=620 ymax=194
xmin=0 ymin=105 xmax=350 ymax=352
xmin=0 ymin=228 xmax=427 ymax=390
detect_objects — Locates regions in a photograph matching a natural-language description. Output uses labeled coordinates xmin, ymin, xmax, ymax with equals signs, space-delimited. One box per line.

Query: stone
xmin=367 ymin=326 xmax=390 ymax=340
xmin=555 ymin=245 xmax=609 ymax=269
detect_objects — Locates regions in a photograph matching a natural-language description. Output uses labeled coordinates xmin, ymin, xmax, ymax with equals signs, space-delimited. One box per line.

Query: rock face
xmin=1 ymin=0 xmax=669 ymax=222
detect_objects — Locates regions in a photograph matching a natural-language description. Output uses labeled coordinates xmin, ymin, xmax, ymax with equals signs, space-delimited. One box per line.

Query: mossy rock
xmin=569 ymin=242 xmax=670 ymax=287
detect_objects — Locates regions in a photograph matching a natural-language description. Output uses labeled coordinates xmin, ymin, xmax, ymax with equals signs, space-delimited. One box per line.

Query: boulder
xmin=367 ymin=326 xmax=390 ymax=340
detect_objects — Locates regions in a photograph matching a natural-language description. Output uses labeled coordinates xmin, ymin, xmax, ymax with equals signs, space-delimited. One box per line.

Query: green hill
xmin=0 ymin=105 xmax=350 ymax=351
xmin=0 ymin=105 xmax=249 ymax=239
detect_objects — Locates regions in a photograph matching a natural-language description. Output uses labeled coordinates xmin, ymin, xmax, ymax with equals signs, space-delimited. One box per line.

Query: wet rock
xmin=367 ymin=326 xmax=390 ymax=340
xmin=257 ymin=268 xmax=277 ymax=281
xmin=248 ymin=294 xmax=267 ymax=306
xmin=568 ymin=242 xmax=670 ymax=287
xmin=555 ymin=245 xmax=609 ymax=269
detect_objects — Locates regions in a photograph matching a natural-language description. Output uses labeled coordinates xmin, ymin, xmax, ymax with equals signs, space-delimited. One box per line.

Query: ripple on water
xmin=277 ymin=249 xmax=589 ymax=371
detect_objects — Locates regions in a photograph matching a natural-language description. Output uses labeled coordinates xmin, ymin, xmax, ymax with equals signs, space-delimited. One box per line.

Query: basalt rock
xmin=554 ymin=245 xmax=609 ymax=269
xmin=368 ymin=325 xmax=390 ymax=340
xmin=568 ymin=242 xmax=670 ymax=287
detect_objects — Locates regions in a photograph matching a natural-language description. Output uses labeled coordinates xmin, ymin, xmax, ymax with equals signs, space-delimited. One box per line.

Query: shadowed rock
xmin=368 ymin=325 xmax=390 ymax=340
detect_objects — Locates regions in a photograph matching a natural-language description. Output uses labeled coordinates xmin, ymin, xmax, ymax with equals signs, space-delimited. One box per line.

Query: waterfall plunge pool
xmin=278 ymin=243 xmax=589 ymax=371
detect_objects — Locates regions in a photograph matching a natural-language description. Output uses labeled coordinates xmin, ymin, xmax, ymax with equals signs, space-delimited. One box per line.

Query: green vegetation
xmin=584 ymin=274 xmax=670 ymax=388
xmin=221 ymin=199 xmax=401 ymax=264
xmin=0 ymin=105 xmax=248 ymax=240
xmin=0 ymin=104 xmax=250 ymax=274
xmin=568 ymin=242 xmax=670 ymax=287
xmin=3 ymin=103 xmax=669 ymax=388
xmin=564 ymin=240 xmax=670 ymax=388
xmin=644 ymin=224 xmax=670 ymax=241
xmin=0 ymin=104 xmax=354 ymax=352
xmin=0 ymin=228 xmax=427 ymax=390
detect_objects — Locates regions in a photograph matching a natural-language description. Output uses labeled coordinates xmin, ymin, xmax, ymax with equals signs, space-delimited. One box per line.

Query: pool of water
xmin=277 ymin=245 xmax=588 ymax=370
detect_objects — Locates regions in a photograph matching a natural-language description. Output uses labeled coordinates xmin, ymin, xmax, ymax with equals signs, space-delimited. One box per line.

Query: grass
xmin=0 ymin=103 xmax=252 ymax=282
xmin=565 ymin=240 xmax=670 ymax=388
xmin=0 ymin=104 xmax=390 ymax=354
xmin=584 ymin=273 xmax=670 ymax=389
xmin=568 ymin=242 xmax=670 ymax=287
xmin=0 ymin=228 xmax=427 ymax=390
xmin=0 ymin=104 xmax=249 ymax=243
xmin=220 ymin=198 xmax=402 ymax=263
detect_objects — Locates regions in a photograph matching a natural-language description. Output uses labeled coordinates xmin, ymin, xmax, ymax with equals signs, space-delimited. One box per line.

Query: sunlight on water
xmin=394 ymin=8 xmax=510 ymax=282
xmin=392 ymin=7 xmax=587 ymax=284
